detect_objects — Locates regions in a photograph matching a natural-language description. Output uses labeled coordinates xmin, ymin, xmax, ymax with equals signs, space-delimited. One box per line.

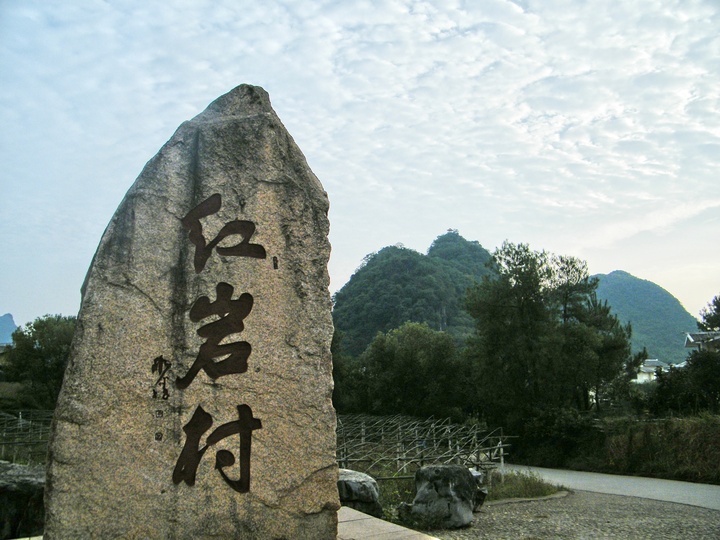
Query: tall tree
xmin=4 ymin=314 xmax=76 ymax=409
xmin=465 ymin=242 xmax=556 ymax=427
xmin=698 ymin=294 xmax=720 ymax=331
xmin=465 ymin=242 xmax=632 ymax=428
xmin=357 ymin=322 xmax=464 ymax=420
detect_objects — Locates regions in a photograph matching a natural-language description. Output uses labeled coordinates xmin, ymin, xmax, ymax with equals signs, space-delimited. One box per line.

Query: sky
xmin=1 ymin=0 xmax=719 ymax=328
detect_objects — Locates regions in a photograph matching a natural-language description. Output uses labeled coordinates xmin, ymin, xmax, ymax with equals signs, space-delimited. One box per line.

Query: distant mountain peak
xmin=594 ymin=272 xmax=697 ymax=364
xmin=0 ymin=313 xmax=17 ymax=345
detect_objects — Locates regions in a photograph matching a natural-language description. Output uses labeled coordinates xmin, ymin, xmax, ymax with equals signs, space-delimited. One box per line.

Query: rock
xmin=337 ymin=469 xmax=384 ymax=518
xmin=0 ymin=460 xmax=45 ymax=539
xmin=44 ymin=85 xmax=339 ymax=539
xmin=469 ymin=468 xmax=488 ymax=510
xmin=401 ymin=465 xmax=477 ymax=529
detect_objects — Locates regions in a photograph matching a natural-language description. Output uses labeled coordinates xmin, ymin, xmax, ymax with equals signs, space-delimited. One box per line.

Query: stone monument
xmin=44 ymin=85 xmax=339 ymax=539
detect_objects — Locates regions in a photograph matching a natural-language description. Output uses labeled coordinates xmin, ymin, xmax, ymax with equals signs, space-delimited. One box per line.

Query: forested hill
xmin=332 ymin=231 xmax=494 ymax=356
xmin=333 ymin=233 xmax=699 ymax=363
xmin=594 ymin=270 xmax=698 ymax=364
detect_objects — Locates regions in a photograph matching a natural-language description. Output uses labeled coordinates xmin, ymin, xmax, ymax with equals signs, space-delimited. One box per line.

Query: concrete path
xmin=337 ymin=506 xmax=439 ymax=540
xmin=505 ymin=464 xmax=720 ymax=511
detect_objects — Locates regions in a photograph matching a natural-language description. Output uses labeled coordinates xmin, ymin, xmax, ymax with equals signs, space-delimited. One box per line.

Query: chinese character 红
xmin=182 ymin=193 xmax=266 ymax=273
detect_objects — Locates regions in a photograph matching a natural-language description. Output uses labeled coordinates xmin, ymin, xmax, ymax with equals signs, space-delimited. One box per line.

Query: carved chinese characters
xmin=173 ymin=193 xmax=264 ymax=493
xmin=173 ymin=404 xmax=262 ymax=493
xmin=181 ymin=192 xmax=266 ymax=273
xmin=44 ymin=84 xmax=338 ymax=539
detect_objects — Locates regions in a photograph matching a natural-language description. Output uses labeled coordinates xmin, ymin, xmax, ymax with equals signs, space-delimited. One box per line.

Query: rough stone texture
xmin=402 ymin=465 xmax=476 ymax=529
xmin=434 ymin=491 xmax=720 ymax=540
xmin=44 ymin=85 xmax=339 ymax=539
xmin=337 ymin=469 xmax=384 ymax=518
xmin=0 ymin=461 xmax=45 ymax=539
xmin=468 ymin=469 xmax=488 ymax=511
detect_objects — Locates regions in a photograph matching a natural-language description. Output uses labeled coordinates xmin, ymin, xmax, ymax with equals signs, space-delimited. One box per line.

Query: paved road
xmin=504 ymin=464 xmax=720 ymax=511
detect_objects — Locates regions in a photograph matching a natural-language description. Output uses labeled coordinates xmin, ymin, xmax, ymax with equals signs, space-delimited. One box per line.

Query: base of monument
xmin=338 ymin=506 xmax=440 ymax=540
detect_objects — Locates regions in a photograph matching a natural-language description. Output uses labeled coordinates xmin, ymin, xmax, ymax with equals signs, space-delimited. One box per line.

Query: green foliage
xmin=488 ymin=470 xmax=565 ymax=501
xmin=332 ymin=232 xmax=494 ymax=357
xmin=595 ymin=270 xmax=698 ymax=364
xmin=335 ymin=322 xmax=465 ymax=420
xmin=463 ymin=242 xmax=633 ymax=432
xmin=518 ymin=408 xmax=604 ymax=467
xmin=516 ymin=414 xmax=720 ymax=485
xmin=3 ymin=314 xmax=76 ymax=410
xmin=600 ymin=415 xmax=720 ymax=484
xmin=650 ymin=350 xmax=720 ymax=415
xmin=377 ymin=477 xmax=415 ymax=520
xmin=698 ymin=293 xmax=720 ymax=331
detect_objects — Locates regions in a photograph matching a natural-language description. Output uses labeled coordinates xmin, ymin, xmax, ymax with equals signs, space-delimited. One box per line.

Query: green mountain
xmin=332 ymin=231 xmax=494 ymax=356
xmin=594 ymin=270 xmax=698 ymax=364
xmin=0 ymin=313 xmax=16 ymax=345
xmin=333 ymin=233 xmax=698 ymax=364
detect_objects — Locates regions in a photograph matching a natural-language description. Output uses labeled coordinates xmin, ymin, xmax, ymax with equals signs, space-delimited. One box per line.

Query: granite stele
xmin=44 ymin=85 xmax=339 ymax=539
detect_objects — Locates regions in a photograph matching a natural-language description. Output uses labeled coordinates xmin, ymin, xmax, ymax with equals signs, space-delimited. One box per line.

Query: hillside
xmin=333 ymin=231 xmax=700 ymax=364
xmin=594 ymin=270 xmax=698 ymax=364
xmin=0 ymin=313 xmax=16 ymax=345
xmin=332 ymin=231 xmax=494 ymax=356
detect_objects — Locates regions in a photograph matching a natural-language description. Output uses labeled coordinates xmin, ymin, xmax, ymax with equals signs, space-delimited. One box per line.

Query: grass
xmin=487 ymin=470 xmax=566 ymax=501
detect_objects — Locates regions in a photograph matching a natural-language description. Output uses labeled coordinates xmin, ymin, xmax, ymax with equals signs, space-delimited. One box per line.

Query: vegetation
xmin=333 ymin=322 xmax=465 ymax=420
xmin=1 ymin=314 xmax=76 ymax=410
xmin=332 ymin=231 xmax=494 ymax=356
xmin=463 ymin=242 xmax=633 ymax=434
xmin=487 ymin=470 xmax=565 ymax=501
xmin=600 ymin=415 xmax=720 ymax=484
xmin=698 ymin=294 xmax=720 ymax=331
xmin=332 ymin=231 xmax=720 ymax=484
xmin=643 ymin=293 xmax=720 ymax=416
xmin=595 ymin=270 xmax=699 ymax=364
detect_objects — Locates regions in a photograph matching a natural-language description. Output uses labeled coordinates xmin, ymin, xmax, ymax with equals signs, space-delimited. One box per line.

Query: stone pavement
xmin=338 ymin=506 xmax=440 ymax=540
xmin=15 ymin=509 xmax=436 ymax=540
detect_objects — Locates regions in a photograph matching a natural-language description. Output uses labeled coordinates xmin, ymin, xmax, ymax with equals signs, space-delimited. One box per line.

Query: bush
xmin=515 ymin=408 xmax=604 ymax=468
xmin=488 ymin=470 xmax=565 ymax=501
xmin=602 ymin=414 xmax=720 ymax=484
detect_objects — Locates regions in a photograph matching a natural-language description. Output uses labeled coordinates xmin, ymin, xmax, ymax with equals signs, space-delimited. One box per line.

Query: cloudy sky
xmin=1 ymin=0 xmax=719 ymax=327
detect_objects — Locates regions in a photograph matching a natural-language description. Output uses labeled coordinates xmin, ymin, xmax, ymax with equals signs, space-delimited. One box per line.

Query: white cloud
xmin=0 ymin=0 xmax=719 ymax=324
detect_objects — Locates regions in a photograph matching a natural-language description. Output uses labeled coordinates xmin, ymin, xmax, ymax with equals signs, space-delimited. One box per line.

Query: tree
xmin=649 ymin=292 xmax=720 ymax=415
xmin=332 ymin=330 xmax=370 ymax=413
xmin=464 ymin=242 xmax=632 ymax=429
xmin=3 ymin=314 xmax=76 ymax=409
xmin=464 ymin=242 xmax=557 ymax=428
xmin=698 ymin=294 xmax=720 ymax=331
xmin=355 ymin=322 xmax=464 ymax=420
xmin=332 ymin=233 xmax=495 ymax=357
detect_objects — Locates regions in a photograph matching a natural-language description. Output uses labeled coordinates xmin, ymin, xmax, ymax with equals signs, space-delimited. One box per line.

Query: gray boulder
xmin=399 ymin=465 xmax=477 ymax=529
xmin=0 ymin=460 xmax=45 ymax=539
xmin=469 ymin=468 xmax=489 ymax=510
xmin=337 ymin=469 xmax=384 ymax=518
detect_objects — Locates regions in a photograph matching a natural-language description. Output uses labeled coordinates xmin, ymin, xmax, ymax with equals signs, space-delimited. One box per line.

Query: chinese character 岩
xmin=175 ymin=282 xmax=254 ymax=390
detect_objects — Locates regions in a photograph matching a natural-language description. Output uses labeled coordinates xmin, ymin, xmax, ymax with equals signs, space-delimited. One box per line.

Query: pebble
xmin=432 ymin=491 xmax=720 ymax=540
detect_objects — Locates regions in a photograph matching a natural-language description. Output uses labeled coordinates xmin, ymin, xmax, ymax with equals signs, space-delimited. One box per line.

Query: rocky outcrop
xmin=337 ymin=469 xmax=384 ymax=518
xmin=399 ymin=465 xmax=480 ymax=529
xmin=44 ymin=85 xmax=338 ymax=539
xmin=0 ymin=461 xmax=44 ymax=540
